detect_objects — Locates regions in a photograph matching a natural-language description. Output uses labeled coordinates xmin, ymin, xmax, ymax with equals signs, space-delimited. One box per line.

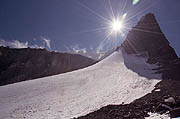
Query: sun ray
xmin=124 ymin=7 xmax=151 ymax=23
xmin=124 ymin=0 xmax=161 ymax=23
xmin=119 ymin=30 xmax=126 ymax=37
xmin=108 ymin=0 xmax=115 ymax=19
xmin=124 ymin=21 xmax=138 ymax=25
xmin=68 ymin=26 xmax=111 ymax=36
xmin=125 ymin=0 xmax=147 ymax=18
xmin=96 ymin=31 xmax=113 ymax=53
xmin=124 ymin=26 xmax=163 ymax=35
xmin=76 ymin=0 xmax=111 ymax=23
xmin=133 ymin=0 xmax=148 ymax=10
xmin=120 ymin=0 xmax=128 ymax=17
xmin=115 ymin=29 xmax=126 ymax=45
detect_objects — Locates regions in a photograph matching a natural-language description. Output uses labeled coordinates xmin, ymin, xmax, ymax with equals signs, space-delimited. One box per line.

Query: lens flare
xmin=122 ymin=13 xmax=127 ymax=20
xmin=132 ymin=0 xmax=140 ymax=5
xmin=111 ymin=20 xmax=123 ymax=32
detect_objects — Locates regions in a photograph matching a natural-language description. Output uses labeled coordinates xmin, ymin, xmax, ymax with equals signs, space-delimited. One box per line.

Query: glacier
xmin=0 ymin=49 xmax=161 ymax=119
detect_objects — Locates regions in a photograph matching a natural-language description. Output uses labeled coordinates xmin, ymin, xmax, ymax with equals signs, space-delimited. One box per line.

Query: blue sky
xmin=0 ymin=0 xmax=180 ymax=57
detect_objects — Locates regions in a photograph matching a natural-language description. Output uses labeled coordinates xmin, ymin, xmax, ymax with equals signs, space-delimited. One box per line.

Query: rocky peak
xmin=120 ymin=13 xmax=180 ymax=80
xmin=121 ymin=13 xmax=178 ymax=63
xmin=136 ymin=13 xmax=160 ymax=31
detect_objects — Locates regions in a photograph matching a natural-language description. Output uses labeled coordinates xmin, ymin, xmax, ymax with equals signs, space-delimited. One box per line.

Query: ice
xmin=0 ymin=49 xmax=161 ymax=119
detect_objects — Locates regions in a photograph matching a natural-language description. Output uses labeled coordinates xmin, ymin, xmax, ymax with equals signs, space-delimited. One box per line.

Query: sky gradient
xmin=0 ymin=0 xmax=180 ymax=57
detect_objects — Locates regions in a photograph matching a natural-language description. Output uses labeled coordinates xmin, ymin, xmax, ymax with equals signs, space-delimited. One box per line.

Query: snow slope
xmin=145 ymin=113 xmax=170 ymax=119
xmin=0 ymin=49 xmax=161 ymax=119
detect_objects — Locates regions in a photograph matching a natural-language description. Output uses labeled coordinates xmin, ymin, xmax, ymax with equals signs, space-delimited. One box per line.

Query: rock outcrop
xmin=121 ymin=13 xmax=177 ymax=60
xmin=120 ymin=13 xmax=180 ymax=80
xmin=0 ymin=46 xmax=95 ymax=86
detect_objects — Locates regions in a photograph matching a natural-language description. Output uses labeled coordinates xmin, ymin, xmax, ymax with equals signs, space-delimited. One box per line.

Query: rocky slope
xmin=0 ymin=47 xmax=95 ymax=86
xmin=121 ymin=13 xmax=180 ymax=80
xmin=76 ymin=13 xmax=180 ymax=118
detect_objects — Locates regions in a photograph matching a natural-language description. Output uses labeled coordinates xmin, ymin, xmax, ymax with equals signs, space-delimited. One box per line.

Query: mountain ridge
xmin=119 ymin=13 xmax=180 ymax=80
xmin=121 ymin=13 xmax=178 ymax=60
xmin=0 ymin=46 xmax=95 ymax=86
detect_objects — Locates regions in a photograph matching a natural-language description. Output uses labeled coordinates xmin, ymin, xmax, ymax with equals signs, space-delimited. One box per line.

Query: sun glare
xmin=111 ymin=20 xmax=124 ymax=32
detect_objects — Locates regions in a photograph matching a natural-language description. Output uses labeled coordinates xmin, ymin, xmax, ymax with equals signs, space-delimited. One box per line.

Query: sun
xmin=111 ymin=20 xmax=124 ymax=32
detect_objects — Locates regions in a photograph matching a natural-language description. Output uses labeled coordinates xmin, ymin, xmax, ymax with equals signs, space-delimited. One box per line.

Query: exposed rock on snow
xmin=145 ymin=112 xmax=170 ymax=119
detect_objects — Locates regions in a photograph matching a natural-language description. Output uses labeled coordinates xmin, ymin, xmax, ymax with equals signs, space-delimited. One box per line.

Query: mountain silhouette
xmin=0 ymin=46 xmax=95 ymax=86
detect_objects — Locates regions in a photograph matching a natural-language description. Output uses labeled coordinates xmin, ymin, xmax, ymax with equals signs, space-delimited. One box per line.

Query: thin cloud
xmin=64 ymin=45 xmax=71 ymax=52
xmin=64 ymin=44 xmax=109 ymax=60
xmin=0 ymin=39 xmax=28 ymax=48
xmin=96 ymin=37 xmax=110 ymax=54
xmin=40 ymin=36 xmax=51 ymax=49
xmin=71 ymin=44 xmax=87 ymax=54
xmin=29 ymin=44 xmax=44 ymax=49
xmin=65 ymin=44 xmax=87 ymax=54
xmin=0 ymin=38 xmax=44 ymax=49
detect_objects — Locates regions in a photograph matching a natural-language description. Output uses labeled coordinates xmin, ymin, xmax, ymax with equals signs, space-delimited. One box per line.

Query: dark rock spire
xmin=121 ymin=13 xmax=178 ymax=63
xmin=121 ymin=13 xmax=180 ymax=80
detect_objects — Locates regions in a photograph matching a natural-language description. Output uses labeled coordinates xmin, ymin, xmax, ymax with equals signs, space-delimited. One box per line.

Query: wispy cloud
xmin=65 ymin=44 xmax=86 ymax=54
xmin=96 ymin=35 xmax=121 ymax=55
xmin=40 ymin=36 xmax=51 ymax=49
xmin=64 ymin=44 xmax=110 ymax=60
xmin=0 ymin=39 xmax=29 ymax=48
xmin=96 ymin=37 xmax=111 ymax=54
xmin=72 ymin=44 xmax=86 ymax=54
xmin=0 ymin=38 xmax=44 ymax=49
xmin=64 ymin=45 xmax=71 ymax=52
